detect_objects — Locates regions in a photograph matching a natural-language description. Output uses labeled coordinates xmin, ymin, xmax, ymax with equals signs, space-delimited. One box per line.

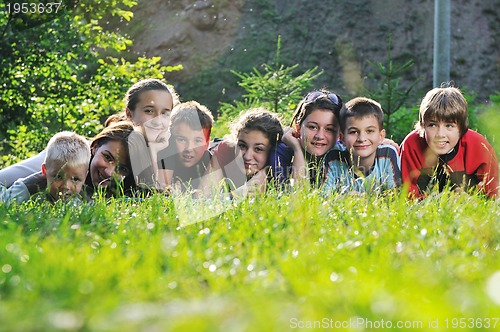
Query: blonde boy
xmin=401 ymin=87 xmax=498 ymax=198
xmin=157 ymin=101 xmax=214 ymax=192
xmin=1 ymin=131 xmax=91 ymax=203
xmin=322 ymin=97 xmax=401 ymax=193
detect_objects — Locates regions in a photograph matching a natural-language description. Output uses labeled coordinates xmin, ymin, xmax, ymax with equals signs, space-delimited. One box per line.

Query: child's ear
xmin=380 ymin=129 xmax=386 ymax=142
xmin=339 ymin=132 xmax=345 ymax=144
xmin=41 ymin=163 xmax=47 ymax=175
xmin=125 ymin=108 xmax=133 ymax=120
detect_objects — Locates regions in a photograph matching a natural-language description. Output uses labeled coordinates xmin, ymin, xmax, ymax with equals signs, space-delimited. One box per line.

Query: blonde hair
xmin=45 ymin=131 xmax=91 ymax=168
xmin=415 ymin=87 xmax=469 ymax=137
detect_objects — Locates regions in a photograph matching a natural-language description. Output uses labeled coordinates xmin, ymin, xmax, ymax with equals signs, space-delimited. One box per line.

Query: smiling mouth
xmin=182 ymin=153 xmax=194 ymax=160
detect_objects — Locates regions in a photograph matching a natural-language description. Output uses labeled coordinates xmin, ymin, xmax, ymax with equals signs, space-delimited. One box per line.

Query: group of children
xmin=0 ymin=79 xmax=498 ymax=204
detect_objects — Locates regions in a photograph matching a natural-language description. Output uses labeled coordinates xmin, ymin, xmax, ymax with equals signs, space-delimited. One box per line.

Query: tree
xmin=214 ymin=36 xmax=322 ymax=137
xmin=0 ymin=0 xmax=182 ymax=166
xmin=366 ymin=35 xmax=420 ymax=142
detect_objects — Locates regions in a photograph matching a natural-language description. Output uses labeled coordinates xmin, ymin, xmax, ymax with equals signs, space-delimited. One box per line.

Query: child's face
xmin=237 ymin=129 xmax=271 ymax=177
xmin=341 ymin=114 xmax=385 ymax=164
xmin=424 ymin=120 xmax=460 ymax=155
xmin=172 ymin=123 xmax=210 ymax=168
xmin=127 ymin=90 xmax=173 ymax=127
xmin=298 ymin=109 xmax=339 ymax=157
xmin=43 ymin=161 xmax=88 ymax=200
xmin=90 ymin=140 xmax=130 ymax=187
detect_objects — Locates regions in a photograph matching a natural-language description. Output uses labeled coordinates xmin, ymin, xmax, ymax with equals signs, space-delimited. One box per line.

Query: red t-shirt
xmin=400 ymin=129 xmax=498 ymax=198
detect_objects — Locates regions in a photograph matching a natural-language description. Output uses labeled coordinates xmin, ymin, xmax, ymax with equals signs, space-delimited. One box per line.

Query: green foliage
xmin=366 ymin=35 xmax=420 ymax=143
xmin=478 ymin=92 xmax=500 ymax=156
xmin=213 ymin=36 xmax=322 ymax=138
xmin=0 ymin=0 xmax=182 ymax=167
xmin=0 ymin=190 xmax=499 ymax=330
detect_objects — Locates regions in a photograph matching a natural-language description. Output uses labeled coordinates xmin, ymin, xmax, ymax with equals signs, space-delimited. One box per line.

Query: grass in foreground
xmin=1 ymin=189 xmax=500 ymax=331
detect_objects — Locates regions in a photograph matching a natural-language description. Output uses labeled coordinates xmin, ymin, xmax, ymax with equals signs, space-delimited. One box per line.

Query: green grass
xmin=1 ymin=190 xmax=500 ymax=331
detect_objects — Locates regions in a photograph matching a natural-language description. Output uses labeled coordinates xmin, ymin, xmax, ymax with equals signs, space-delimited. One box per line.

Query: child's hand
xmin=282 ymin=127 xmax=302 ymax=151
xmin=246 ymin=167 xmax=268 ymax=195
xmin=381 ymin=138 xmax=400 ymax=154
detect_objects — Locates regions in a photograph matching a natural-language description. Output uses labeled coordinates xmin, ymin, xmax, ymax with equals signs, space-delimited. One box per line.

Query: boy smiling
xmin=1 ymin=131 xmax=91 ymax=203
xmin=401 ymin=86 xmax=498 ymax=198
xmin=322 ymin=97 xmax=401 ymax=193
xmin=157 ymin=101 xmax=213 ymax=192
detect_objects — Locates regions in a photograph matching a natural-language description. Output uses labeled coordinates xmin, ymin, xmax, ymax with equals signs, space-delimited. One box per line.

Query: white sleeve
xmin=0 ymin=180 xmax=30 ymax=204
xmin=0 ymin=150 xmax=46 ymax=187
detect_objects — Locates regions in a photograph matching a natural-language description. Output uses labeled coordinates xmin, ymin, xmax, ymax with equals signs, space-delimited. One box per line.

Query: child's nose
xmin=103 ymin=166 xmax=114 ymax=178
xmin=315 ymin=128 xmax=326 ymax=139
xmin=149 ymin=114 xmax=162 ymax=126
xmin=436 ymin=125 xmax=446 ymax=136
xmin=243 ymin=149 xmax=253 ymax=161
xmin=183 ymin=141 xmax=194 ymax=151
xmin=62 ymin=178 xmax=72 ymax=190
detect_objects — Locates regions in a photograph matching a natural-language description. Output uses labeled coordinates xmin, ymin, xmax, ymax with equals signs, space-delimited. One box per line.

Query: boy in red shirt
xmin=400 ymin=87 xmax=498 ymax=198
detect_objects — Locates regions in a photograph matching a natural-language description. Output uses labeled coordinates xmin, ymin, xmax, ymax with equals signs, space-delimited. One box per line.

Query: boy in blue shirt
xmin=322 ymin=97 xmax=401 ymax=193
xmin=1 ymin=131 xmax=91 ymax=203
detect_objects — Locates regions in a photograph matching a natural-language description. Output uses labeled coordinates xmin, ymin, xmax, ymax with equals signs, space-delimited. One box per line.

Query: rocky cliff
xmin=128 ymin=0 xmax=500 ymax=112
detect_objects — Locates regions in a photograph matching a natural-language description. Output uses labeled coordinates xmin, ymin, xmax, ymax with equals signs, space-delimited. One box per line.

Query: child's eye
xmin=367 ymin=129 xmax=375 ymax=134
xmin=348 ymin=130 xmax=358 ymax=135
xmin=326 ymin=127 xmax=336 ymax=133
xmin=237 ymin=142 xmax=247 ymax=150
xmin=307 ymin=125 xmax=318 ymax=130
xmin=104 ymin=153 xmax=114 ymax=163
xmin=446 ymin=123 xmax=456 ymax=128
xmin=175 ymin=137 xmax=187 ymax=143
xmin=72 ymin=177 xmax=82 ymax=183
xmin=117 ymin=165 xmax=129 ymax=176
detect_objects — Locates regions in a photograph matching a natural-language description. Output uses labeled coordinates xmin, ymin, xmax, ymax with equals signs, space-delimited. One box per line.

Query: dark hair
xmin=124 ymin=78 xmax=180 ymax=111
xmin=340 ymin=97 xmax=384 ymax=132
xmin=290 ymin=89 xmax=343 ymax=128
xmin=231 ymin=108 xmax=283 ymax=147
xmin=104 ymin=112 xmax=128 ymax=127
xmin=91 ymin=121 xmax=134 ymax=173
xmin=415 ymin=87 xmax=469 ymax=137
xmin=170 ymin=100 xmax=214 ymax=136
xmin=85 ymin=121 xmax=136 ymax=196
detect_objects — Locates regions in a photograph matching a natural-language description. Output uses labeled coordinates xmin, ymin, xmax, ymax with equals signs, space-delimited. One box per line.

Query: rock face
xmin=129 ymin=0 xmax=500 ymax=110
xmin=131 ymin=0 xmax=244 ymax=81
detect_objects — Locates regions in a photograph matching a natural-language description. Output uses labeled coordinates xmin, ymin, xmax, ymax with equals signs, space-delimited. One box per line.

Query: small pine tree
xmin=214 ymin=36 xmax=322 ymax=137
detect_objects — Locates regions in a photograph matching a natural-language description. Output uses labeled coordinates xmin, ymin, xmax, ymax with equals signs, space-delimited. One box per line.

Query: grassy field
xmin=1 ymin=189 xmax=500 ymax=331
